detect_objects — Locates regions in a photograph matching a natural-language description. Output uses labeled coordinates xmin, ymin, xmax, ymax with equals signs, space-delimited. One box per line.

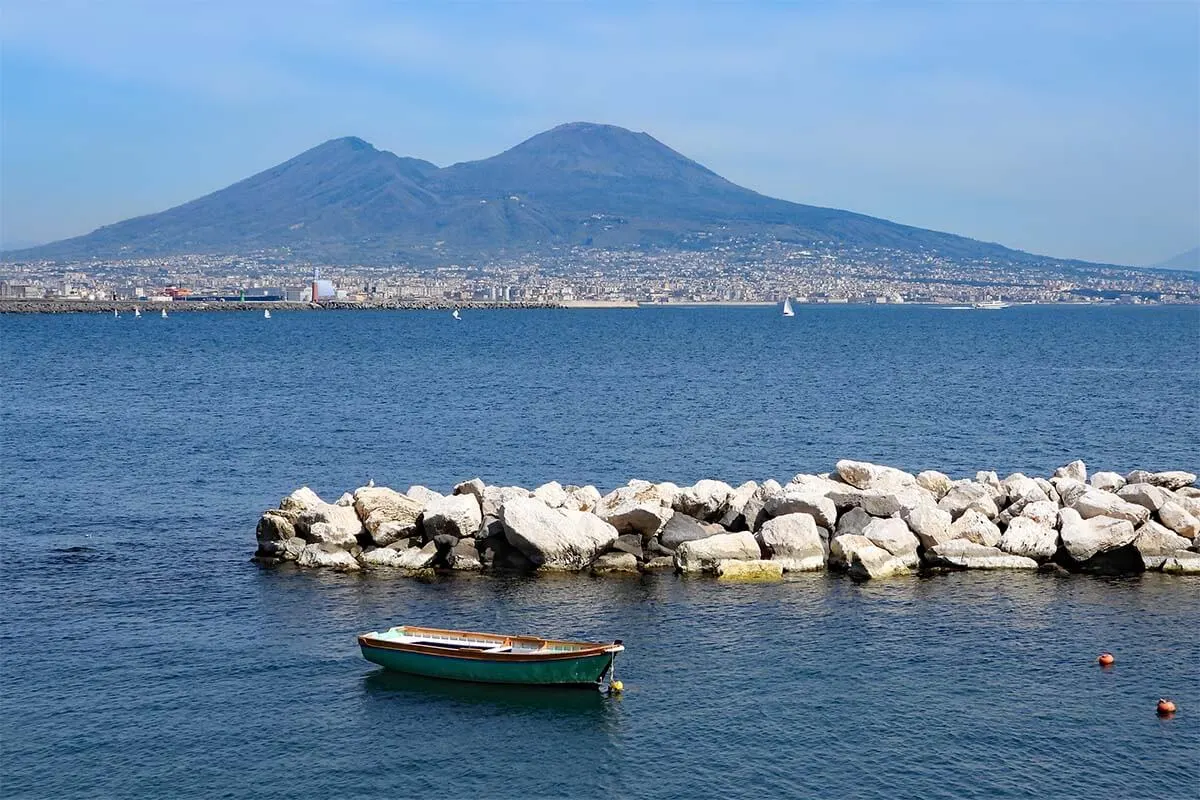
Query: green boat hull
xmin=360 ymin=643 xmax=615 ymax=686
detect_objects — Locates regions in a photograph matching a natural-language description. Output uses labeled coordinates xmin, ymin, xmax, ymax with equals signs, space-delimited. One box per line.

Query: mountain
xmin=8 ymin=122 xmax=1057 ymax=265
xmin=1151 ymin=246 xmax=1200 ymax=272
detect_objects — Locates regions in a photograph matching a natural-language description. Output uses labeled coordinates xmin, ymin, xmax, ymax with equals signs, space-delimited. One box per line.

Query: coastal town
xmin=2 ymin=239 xmax=1198 ymax=307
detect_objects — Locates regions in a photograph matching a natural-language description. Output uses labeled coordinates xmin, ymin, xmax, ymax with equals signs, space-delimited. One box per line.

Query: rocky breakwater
xmin=253 ymin=460 xmax=1200 ymax=579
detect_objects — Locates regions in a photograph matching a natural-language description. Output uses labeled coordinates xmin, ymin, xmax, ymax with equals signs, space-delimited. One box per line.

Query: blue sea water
xmin=1 ymin=305 xmax=1198 ymax=799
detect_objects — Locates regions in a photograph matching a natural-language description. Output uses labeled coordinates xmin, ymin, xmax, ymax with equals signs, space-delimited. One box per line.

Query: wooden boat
xmin=358 ymin=625 xmax=624 ymax=687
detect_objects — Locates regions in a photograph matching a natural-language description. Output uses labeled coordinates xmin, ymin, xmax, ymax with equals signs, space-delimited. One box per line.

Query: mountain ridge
xmin=6 ymin=122 xmax=1096 ymax=267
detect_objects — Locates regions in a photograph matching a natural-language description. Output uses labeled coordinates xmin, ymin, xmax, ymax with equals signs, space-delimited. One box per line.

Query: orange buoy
xmin=1157 ymin=698 xmax=1177 ymax=716
xmin=1097 ymin=653 xmax=1114 ymax=666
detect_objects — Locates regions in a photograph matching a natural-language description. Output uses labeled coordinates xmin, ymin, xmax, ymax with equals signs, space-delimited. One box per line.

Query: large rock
xmin=740 ymin=479 xmax=781 ymax=531
xmin=422 ymin=493 xmax=483 ymax=540
xmin=659 ymin=513 xmax=712 ymax=550
xmin=595 ymin=481 xmax=676 ymax=537
xmin=297 ymin=543 xmax=361 ymax=571
xmin=533 ymin=481 xmax=569 ymax=508
xmin=1134 ymin=470 xmax=1197 ymax=491
xmin=915 ymin=470 xmax=953 ymax=499
xmin=256 ymin=510 xmax=297 ymax=545
xmin=858 ymin=486 xmax=934 ymax=518
xmin=1059 ymin=508 xmax=1137 ymax=564
xmin=1000 ymin=473 xmax=1047 ymax=505
xmin=673 ymin=479 xmax=734 ymax=522
xmin=359 ymin=547 xmax=402 ymax=568
xmin=998 ymin=517 xmax=1059 ymax=562
xmin=674 ymin=531 xmax=760 ymax=573
xmin=862 ymin=517 xmax=920 ymax=568
xmin=610 ymin=533 xmax=645 ymax=560
xmin=591 ymin=551 xmax=639 ymax=575
xmin=902 ymin=504 xmax=954 ymax=550
xmin=835 ymin=507 xmax=874 ymax=538
xmin=561 ymin=485 xmax=602 ymax=512
xmin=1073 ymin=489 xmax=1150 ymax=526
xmin=1051 ymin=478 xmax=1090 ymax=507
xmin=480 ymin=485 xmax=532 ymax=518
xmin=758 ymin=513 xmax=825 ymax=572
xmin=280 ymin=486 xmax=324 ymax=513
xmin=1090 ymin=471 xmax=1126 ymax=492
xmin=1157 ymin=500 xmax=1200 ymax=539
xmin=835 ymin=460 xmax=915 ymax=490
xmin=298 ymin=503 xmax=365 ymax=547
xmin=764 ymin=487 xmax=837 ymax=529
xmin=408 ymin=485 xmax=443 ymax=506
xmin=938 ymin=482 xmax=998 ymax=521
xmin=1116 ymin=483 xmax=1175 ymax=513
xmin=829 ymin=535 xmax=908 ymax=579
xmin=948 ymin=509 xmax=1001 ymax=548
xmin=1053 ymin=460 xmax=1088 ymax=483
xmin=500 ymin=497 xmax=618 ymax=570
xmin=1161 ymin=551 xmax=1200 ymax=574
xmin=925 ymin=540 xmax=1038 ymax=570
xmin=716 ymin=560 xmax=784 ymax=581
xmin=354 ymin=486 xmax=424 ymax=543
xmin=394 ymin=542 xmax=439 ymax=570
xmin=452 ymin=478 xmax=485 ymax=503
xmin=1132 ymin=521 xmax=1191 ymax=570
xmin=718 ymin=480 xmax=760 ymax=529
xmin=1019 ymin=500 xmax=1060 ymax=528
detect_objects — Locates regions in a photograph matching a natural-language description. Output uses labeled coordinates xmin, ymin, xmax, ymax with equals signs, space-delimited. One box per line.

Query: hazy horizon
xmin=2 ymin=1 xmax=1197 ymax=266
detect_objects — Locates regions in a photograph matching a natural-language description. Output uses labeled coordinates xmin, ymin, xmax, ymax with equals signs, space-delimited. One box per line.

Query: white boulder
xmin=422 ymin=493 xmax=483 ymax=539
xmin=998 ymin=517 xmax=1059 ymax=562
xmin=674 ymin=531 xmax=760 ymax=573
xmin=500 ymin=497 xmax=618 ymax=570
xmin=595 ymin=481 xmax=676 ymax=537
xmin=1059 ymin=508 xmax=1137 ymax=563
xmin=673 ymin=479 xmax=735 ymax=522
xmin=758 ymin=513 xmax=825 ymax=572
xmin=297 ymin=543 xmax=361 ymax=571
xmin=902 ymin=504 xmax=954 ymax=550
xmin=925 ymin=540 xmax=1038 ymax=570
xmin=1073 ymin=489 xmax=1150 ymax=526
xmin=1157 ymin=500 xmax=1199 ymax=539
xmin=1132 ymin=521 xmax=1191 ymax=570
xmin=948 ymin=509 xmax=1002 ymax=548
xmin=862 ymin=517 xmax=920 ymax=568
xmin=835 ymin=460 xmax=915 ymax=490
xmin=938 ymin=482 xmax=998 ymax=520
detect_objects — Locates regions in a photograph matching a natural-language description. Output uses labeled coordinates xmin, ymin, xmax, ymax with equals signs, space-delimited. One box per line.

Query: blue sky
xmin=2 ymin=0 xmax=1197 ymax=265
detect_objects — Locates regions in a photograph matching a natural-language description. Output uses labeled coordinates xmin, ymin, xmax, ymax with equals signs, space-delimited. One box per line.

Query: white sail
xmin=264 ymin=309 xmax=271 ymax=319
xmin=782 ymin=298 xmax=795 ymax=317
xmin=161 ymin=308 xmax=167 ymax=318
xmin=452 ymin=309 xmax=461 ymax=320
xmin=134 ymin=308 xmax=141 ymax=318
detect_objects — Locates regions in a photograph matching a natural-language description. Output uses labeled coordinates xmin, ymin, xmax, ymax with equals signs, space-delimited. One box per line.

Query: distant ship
xmin=972 ymin=301 xmax=1010 ymax=310
xmin=782 ymin=297 xmax=795 ymax=317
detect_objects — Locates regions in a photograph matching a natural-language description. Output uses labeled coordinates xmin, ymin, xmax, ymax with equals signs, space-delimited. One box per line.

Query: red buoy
xmin=1157 ymin=698 xmax=1177 ymax=716
xmin=1097 ymin=653 xmax=1114 ymax=666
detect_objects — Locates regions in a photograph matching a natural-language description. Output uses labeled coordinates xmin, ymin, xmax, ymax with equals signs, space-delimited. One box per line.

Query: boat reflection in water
xmin=362 ymin=669 xmax=614 ymax=714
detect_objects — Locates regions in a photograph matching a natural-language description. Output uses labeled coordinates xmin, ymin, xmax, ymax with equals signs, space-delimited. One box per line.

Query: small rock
xmin=835 ymin=507 xmax=874 ymax=538
xmin=641 ymin=556 xmax=676 ymax=573
xmin=1147 ymin=471 xmax=1197 ymax=491
xmin=659 ymin=513 xmax=713 ymax=549
xmin=718 ymin=480 xmax=760 ymax=529
xmin=1161 ymin=551 xmax=1200 ymax=574
xmin=533 ymin=481 xmax=569 ymax=508
xmin=611 ymin=533 xmax=645 ymax=561
xmin=835 ymin=460 xmax=916 ymax=490
xmin=1116 ymin=483 xmax=1176 ymax=513
xmin=915 ymin=470 xmax=953 ymax=499
xmin=407 ymin=485 xmax=444 ymax=506
xmin=1090 ymin=471 xmax=1126 ymax=492
xmin=740 ymin=479 xmax=782 ymax=531
xmin=592 ymin=551 xmax=639 ymax=574
xmin=1053 ymin=460 xmax=1087 ymax=483
xmin=280 ymin=486 xmax=324 ymax=513
xmin=297 ymin=543 xmax=361 ymax=571
xmin=561 ymin=485 xmax=602 ymax=512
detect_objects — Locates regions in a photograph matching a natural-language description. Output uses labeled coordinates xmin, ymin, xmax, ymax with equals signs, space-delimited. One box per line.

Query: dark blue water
xmin=2 ymin=305 xmax=1198 ymax=799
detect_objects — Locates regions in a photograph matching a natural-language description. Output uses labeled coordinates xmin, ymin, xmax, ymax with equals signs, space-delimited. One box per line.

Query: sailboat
xmin=113 ymin=309 xmax=119 ymax=318
xmin=134 ymin=307 xmax=141 ymax=318
xmin=161 ymin=308 xmax=168 ymax=319
xmin=264 ymin=309 xmax=271 ymax=319
xmin=452 ymin=309 xmax=461 ymax=320
xmin=782 ymin=297 xmax=795 ymax=317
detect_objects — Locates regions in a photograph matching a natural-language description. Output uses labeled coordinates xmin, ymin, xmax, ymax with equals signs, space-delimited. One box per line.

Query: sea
xmin=1 ymin=304 xmax=1198 ymax=799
